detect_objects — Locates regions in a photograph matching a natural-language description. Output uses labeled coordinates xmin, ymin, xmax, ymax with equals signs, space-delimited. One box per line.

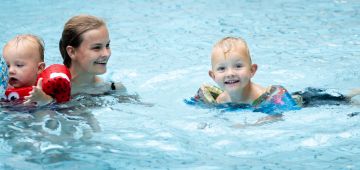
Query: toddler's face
xmin=71 ymin=25 xmax=111 ymax=75
xmin=209 ymin=47 xmax=256 ymax=93
xmin=3 ymin=44 xmax=42 ymax=88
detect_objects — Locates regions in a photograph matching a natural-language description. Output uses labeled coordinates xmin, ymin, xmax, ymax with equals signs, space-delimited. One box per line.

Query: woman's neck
xmin=70 ymin=67 xmax=98 ymax=87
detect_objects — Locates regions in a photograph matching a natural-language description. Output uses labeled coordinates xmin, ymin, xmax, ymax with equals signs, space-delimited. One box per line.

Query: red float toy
xmin=5 ymin=64 xmax=71 ymax=103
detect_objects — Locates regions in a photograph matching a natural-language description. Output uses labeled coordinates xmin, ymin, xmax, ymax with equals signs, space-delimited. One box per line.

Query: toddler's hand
xmin=24 ymin=78 xmax=53 ymax=106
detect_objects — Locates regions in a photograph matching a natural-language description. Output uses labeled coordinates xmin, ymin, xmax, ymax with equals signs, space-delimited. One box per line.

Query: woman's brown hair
xmin=59 ymin=15 xmax=105 ymax=67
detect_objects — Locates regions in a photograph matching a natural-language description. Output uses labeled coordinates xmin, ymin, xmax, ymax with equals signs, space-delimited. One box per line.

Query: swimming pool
xmin=1 ymin=0 xmax=360 ymax=169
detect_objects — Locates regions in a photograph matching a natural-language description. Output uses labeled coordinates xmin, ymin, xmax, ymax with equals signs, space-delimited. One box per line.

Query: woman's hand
xmin=24 ymin=78 xmax=53 ymax=106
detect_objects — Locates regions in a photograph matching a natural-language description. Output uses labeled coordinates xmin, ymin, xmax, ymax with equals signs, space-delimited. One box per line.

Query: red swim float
xmin=5 ymin=86 xmax=33 ymax=101
xmin=5 ymin=64 xmax=71 ymax=103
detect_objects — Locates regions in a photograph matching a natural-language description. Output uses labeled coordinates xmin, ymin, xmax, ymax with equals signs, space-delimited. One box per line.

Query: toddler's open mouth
xmin=8 ymin=77 xmax=19 ymax=85
xmin=224 ymin=79 xmax=240 ymax=85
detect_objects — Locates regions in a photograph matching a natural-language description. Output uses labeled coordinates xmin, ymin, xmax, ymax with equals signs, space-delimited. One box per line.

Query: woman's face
xmin=71 ymin=25 xmax=111 ymax=75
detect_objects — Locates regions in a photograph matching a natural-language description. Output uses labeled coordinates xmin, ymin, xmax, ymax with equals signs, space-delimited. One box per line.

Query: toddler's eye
xmin=217 ymin=67 xmax=225 ymax=72
xmin=16 ymin=64 xmax=24 ymax=67
xmin=235 ymin=64 xmax=243 ymax=68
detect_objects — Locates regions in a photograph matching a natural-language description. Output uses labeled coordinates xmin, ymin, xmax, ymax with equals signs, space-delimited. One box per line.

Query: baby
xmin=193 ymin=37 xmax=358 ymax=114
xmin=3 ymin=34 xmax=45 ymax=88
xmin=2 ymin=34 xmax=53 ymax=105
xmin=204 ymin=37 xmax=298 ymax=113
xmin=209 ymin=37 xmax=265 ymax=104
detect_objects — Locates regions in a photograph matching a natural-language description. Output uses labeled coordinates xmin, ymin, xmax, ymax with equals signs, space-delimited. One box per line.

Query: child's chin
xmin=224 ymin=86 xmax=241 ymax=93
xmin=9 ymin=82 xmax=21 ymax=88
xmin=11 ymin=85 xmax=22 ymax=88
xmin=224 ymin=83 xmax=241 ymax=89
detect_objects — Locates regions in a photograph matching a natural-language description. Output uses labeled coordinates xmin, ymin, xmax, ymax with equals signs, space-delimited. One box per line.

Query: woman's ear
xmin=209 ymin=70 xmax=215 ymax=80
xmin=66 ymin=46 xmax=76 ymax=60
xmin=37 ymin=62 xmax=45 ymax=74
xmin=250 ymin=64 xmax=258 ymax=77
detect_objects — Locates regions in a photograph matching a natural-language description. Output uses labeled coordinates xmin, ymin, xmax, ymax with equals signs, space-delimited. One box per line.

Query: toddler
xmin=2 ymin=34 xmax=53 ymax=105
xmin=193 ymin=37 xmax=358 ymax=114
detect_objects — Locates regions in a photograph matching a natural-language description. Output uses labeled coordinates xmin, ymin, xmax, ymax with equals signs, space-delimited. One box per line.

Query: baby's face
xmin=3 ymin=43 xmax=42 ymax=88
xmin=209 ymin=46 xmax=255 ymax=93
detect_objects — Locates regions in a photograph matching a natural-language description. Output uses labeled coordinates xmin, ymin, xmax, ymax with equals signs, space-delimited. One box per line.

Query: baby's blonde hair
xmin=5 ymin=34 xmax=45 ymax=61
xmin=211 ymin=36 xmax=251 ymax=63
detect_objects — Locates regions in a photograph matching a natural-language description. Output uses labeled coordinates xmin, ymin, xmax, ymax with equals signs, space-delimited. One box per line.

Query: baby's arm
xmin=215 ymin=92 xmax=230 ymax=103
xmin=348 ymin=88 xmax=360 ymax=98
xmin=24 ymin=78 xmax=53 ymax=106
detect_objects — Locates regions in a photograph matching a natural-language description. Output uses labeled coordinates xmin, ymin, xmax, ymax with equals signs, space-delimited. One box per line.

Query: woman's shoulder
xmin=95 ymin=76 xmax=126 ymax=92
xmin=95 ymin=81 xmax=127 ymax=94
xmin=106 ymin=81 xmax=127 ymax=94
xmin=71 ymin=81 xmax=126 ymax=96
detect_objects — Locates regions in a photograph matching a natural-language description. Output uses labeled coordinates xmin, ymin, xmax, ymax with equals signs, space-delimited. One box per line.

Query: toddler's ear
xmin=209 ymin=70 xmax=215 ymax=80
xmin=37 ymin=62 xmax=45 ymax=74
xmin=250 ymin=64 xmax=258 ymax=77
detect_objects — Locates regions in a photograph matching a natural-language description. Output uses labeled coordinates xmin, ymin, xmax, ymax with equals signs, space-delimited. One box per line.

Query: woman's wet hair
xmin=59 ymin=15 xmax=105 ymax=68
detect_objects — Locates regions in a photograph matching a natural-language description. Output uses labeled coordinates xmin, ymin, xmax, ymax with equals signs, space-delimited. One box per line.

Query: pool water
xmin=1 ymin=0 xmax=360 ymax=169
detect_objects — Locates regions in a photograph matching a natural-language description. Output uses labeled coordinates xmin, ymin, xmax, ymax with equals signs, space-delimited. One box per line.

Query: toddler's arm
xmin=24 ymin=78 xmax=53 ymax=106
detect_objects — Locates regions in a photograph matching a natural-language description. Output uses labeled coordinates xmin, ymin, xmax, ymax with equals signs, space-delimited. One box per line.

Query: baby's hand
xmin=24 ymin=78 xmax=53 ymax=106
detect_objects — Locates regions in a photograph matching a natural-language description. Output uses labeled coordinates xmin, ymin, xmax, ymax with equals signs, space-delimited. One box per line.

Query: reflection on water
xmin=0 ymin=91 xmax=146 ymax=165
xmin=0 ymin=0 xmax=359 ymax=169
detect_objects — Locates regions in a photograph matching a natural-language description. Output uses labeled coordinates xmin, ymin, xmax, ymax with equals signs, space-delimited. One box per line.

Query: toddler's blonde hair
xmin=211 ymin=36 xmax=251 ymax=63
xmin=4 ymin=34 xmax=45 ymax=61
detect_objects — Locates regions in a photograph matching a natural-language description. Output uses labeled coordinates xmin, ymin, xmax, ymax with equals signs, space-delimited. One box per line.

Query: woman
xmin=59 ymin=15 xmax=125 ymax=95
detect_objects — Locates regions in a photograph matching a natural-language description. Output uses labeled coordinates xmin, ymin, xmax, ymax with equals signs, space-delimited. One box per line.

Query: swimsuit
xmin=252 ymin=85 xmax=300 ymax=114
xmin=188 ymin=84 xmax=300 ymax=114
xmin=291 ymin=87 xmax=350 ymax=107
xmin=188 ymin=84 xmax=351 ymax=114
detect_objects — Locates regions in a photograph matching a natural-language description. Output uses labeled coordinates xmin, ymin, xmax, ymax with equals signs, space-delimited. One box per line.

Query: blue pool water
xmin=1 ymin=0 xmax=360 ymax=169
